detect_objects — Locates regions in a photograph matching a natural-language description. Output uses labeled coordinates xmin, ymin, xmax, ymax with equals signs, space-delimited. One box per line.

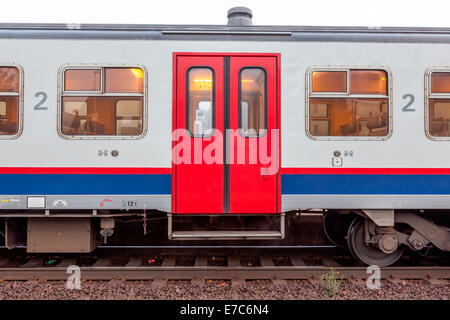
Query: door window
xmin=239 ymin=68 xmax=267 ymax=137
xmin=186 ymin=67 xmax=215 ymax=137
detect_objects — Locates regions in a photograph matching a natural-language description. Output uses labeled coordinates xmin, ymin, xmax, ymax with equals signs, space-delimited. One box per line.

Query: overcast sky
xmin=1 ymin=0 xmax=450 ymax=27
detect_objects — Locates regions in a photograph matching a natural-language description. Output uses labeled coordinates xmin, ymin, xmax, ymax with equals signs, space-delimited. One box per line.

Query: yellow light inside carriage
xmin=192 ymin=78 xmax=212 ymax=90
xmin=130 ymin=68 xmax=144 ymax=79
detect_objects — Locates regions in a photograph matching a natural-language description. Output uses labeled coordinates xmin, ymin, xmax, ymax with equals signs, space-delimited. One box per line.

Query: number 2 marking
xmin=402 ymin=94 xmax=415 ymax=112
xmin=34 ymin=92 xmax=48 ymax=110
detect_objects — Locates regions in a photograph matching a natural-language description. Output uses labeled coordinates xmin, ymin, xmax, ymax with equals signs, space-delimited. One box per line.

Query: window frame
xmin=57 ymin=64 xmax=148 ymax=140
xmin=424 ymin=67 xmax=450 ymax=141
xmin=238 ymin=66 xmax=268 ymax=138
xmin=305 ymin=65 xmax=392 ymax=141
xmin=0 ymin=63 xmax=24 ymax=140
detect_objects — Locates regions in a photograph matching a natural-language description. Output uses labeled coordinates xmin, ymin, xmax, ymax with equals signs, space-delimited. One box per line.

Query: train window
xmin=350 ymin=70 xmax=387 ymax=95
xmin=430 ymin=72 xmax=450 ymax=93
xmin=105 ymin=68 xmax=143 ymax=93
xmin=428 ymin=99 xmax=450 ymax=137
xmin=426 ymin=70 xmax=450 ymax=139
xmin=239 ymin=68 xmax=267 ymax=137
xmin=60 ymin=66 xmax=146 ymax=138
xmin=64 ymin=69 xmax=101 ymax=91
xmin=0 ymin=66 xmax=21 ymax=138
xmin=311 ymin=71 xmax=347 ymax=93
xmin=186 ymin=67 xmax=214 ymax=137
xmin=307 ymin=67 xmax=391 ymax=139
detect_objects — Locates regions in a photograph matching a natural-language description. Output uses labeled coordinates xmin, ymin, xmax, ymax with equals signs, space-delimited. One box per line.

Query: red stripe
xmin=0 ymin=167 xmax=172 ymax=174
xmin=281 ymin=168 xmax=450 ymax=175
xmin=3 ymin=167 xmax=450 ymax=175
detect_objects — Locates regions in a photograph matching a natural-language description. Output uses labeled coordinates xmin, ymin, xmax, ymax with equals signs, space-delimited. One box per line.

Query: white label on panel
xmin=27 ymin=197 xmax=46 ymax=208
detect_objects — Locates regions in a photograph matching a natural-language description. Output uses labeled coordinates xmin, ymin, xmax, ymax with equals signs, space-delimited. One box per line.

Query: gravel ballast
xmin=0 ymin=279 xmax=447 ymax=300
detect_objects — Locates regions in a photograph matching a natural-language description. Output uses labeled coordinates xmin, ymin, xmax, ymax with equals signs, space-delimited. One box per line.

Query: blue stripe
xmin=282 ymin=174 xmax=450 ymax=195
xmin=6 ymin=173 xmax=448 ymax=196
xmin=0 ymin=174 xmax=171 ymax=195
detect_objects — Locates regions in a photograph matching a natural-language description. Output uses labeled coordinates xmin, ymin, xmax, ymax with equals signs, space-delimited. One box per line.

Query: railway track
xmin=0 ymin=248 xmax=448 ymax=281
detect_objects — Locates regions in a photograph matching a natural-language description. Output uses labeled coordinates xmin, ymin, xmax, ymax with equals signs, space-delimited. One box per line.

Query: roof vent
xmin=227 ymin=7 xmax=253 ymax=26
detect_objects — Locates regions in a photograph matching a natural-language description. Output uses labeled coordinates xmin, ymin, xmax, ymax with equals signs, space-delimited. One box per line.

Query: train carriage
xmin=0 ymin=7 xmax=449 ymax=266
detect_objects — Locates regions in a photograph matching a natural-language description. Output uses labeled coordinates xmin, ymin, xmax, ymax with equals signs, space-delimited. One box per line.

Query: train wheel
xmin=323 ymin=213 xmax=353 ymax=247
xmin=347 ymin=218 xmax=404 ymax=267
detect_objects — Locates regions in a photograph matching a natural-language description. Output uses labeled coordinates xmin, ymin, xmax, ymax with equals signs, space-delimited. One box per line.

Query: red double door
xmin=173 ymin=53 xmax=280 ymax=214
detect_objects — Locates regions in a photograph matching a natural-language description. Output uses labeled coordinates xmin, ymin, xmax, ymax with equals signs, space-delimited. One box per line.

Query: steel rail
xmin=0 ymin=265 xmax=448 ymax=281
xmin=0 ymin=254 xmax=448 ymax=280
xmin=0 ymin=245 xmax=337 ymax=249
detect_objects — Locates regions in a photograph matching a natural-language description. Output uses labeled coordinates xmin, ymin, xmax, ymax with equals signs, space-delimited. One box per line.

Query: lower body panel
xmin=0 ymin=194 xmax=171 ymax=212
xmin=281 ymin=172 xmax=450 ymax=211
xmin=282 ymin=194 xmax=450 ymax=211
xmin=0 ymin=172 xmax=172 ymax=212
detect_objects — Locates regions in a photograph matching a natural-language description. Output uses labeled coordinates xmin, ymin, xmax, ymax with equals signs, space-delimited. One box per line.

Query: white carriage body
xmin=0 ymin=28 xmax=450 ymax=212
